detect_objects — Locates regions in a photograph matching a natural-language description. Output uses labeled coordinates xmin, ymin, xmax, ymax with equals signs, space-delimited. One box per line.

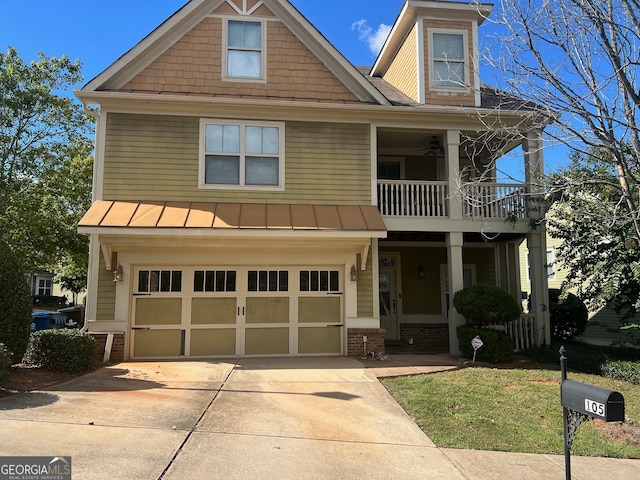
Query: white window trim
xmin=428 ymin=28 xmax=470 ymax=93
xmin=222 ymin=17 xmax=267 ymax=83
xmin=198 ymin=118 xmax=285 ymax=191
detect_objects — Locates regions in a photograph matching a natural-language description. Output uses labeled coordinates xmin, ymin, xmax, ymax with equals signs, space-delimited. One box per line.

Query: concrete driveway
xmin=2 ymin=357 xmax=640 ymax=480
xmin=0 ymin=357 xmax=463 ymax=480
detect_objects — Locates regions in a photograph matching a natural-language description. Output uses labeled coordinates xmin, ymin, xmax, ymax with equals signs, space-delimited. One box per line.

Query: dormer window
xmin=430 ymin=30 xmax=468 ymax=90
xmin=225 ymin=20 xmax=264 ymax=80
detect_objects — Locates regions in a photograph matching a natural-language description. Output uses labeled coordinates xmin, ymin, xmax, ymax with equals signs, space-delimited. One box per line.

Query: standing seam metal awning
xmin=78 ymin=201 xmax=388 ymax=235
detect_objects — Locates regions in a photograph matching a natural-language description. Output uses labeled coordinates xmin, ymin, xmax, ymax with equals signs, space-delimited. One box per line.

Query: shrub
xmin=601 ymin=360 xmax=640 ymax=385
xmin=25 ymin=329 xmax=96 ymax=373
xmin=457 ymin=325 xmax=515 ymax=364
xmin=0 ymin=239 xmax=33 ymax=363
xmin=548 ymin=289 xmax=588 ymax=341
xmin=0 ymin=343 xmax=12 ymax=386
xmin=453 ymin=284 xmax=521 ymax=327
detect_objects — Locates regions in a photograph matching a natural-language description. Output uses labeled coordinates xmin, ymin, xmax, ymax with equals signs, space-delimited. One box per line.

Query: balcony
xmin=377 ymin=181 xmax=529 ymax=220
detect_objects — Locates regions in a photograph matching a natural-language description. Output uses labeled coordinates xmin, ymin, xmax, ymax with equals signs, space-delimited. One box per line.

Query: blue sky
xmin=0 ymin=0 xmax=567 ymax=174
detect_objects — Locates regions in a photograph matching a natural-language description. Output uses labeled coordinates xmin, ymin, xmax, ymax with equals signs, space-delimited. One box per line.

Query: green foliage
xmin=33 ymin=295 xmax=68 ymax=309
xmin=548 ymin=289 xmax=589 ymax=341
xmin=601 ymin=360 xmax=640 ymax=385
xmin=457 ymin=326 xmax=515 ymax=363
xmin=0 ymin=343 xmax=12 ymax=386
xmin=25 ymin=329 xmax=96 ymax=373
xmin=523 ymin=341 xmax=640 ymax=377
xmin=0 ymin=46 xmax=93 ymax=272
xmin=0 ymin=239 xmax=33 ymax=363
xmin=452 ymin=284 xmax=521 ymax=326
xmin=547 ymin=150 xmax=640 ymax=329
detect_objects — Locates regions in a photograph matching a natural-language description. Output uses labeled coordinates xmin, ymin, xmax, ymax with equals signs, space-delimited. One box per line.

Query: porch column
xmin=527 ymin=230 xmax=551 ymax=345
xmin=446 ymin=130 xmax=462 ymax=220
xmin=447 ymin=232 xmax=465 ymax=355
xmin=524 ymin=130 xmax=544 ymax=221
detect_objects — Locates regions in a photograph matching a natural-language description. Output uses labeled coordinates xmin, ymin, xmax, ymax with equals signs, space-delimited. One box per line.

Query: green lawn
xmin=382 ymin=367 xmax=640 ymax=458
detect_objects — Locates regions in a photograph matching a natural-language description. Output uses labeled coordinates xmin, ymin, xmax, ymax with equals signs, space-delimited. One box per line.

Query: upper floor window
xmin=226 ymin=20 xmax=264 ymax=80
xmin=430 ymin=30 xmax=467 ymax=90
xmin=200 ymin=119 xmax=284 ymax=190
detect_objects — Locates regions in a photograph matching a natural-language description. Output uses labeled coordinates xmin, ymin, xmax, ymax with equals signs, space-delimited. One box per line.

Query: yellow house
xmin=76 ymin=0 xmax=551 ymax=361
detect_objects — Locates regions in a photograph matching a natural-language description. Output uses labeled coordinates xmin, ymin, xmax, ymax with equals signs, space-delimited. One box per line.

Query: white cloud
xmin=352 ymin=19 xmax=391 ymax=57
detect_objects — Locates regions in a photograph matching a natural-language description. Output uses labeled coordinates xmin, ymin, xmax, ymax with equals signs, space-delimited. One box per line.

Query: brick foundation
xmin=90 ymin=333 xmax=125 ymax=363
xmin=398 ymin=323 xmax=449 ymax=353
xmin=347 ymin=328 xmax=385 ymax=357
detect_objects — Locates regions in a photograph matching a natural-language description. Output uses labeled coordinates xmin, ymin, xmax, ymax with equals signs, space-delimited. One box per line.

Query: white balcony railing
xmin=378 ymin=181 xmax=529 ymax=220
xmin=489 ymin=314 xmax=537 ymax=351
xmin=461 ymin=183 xmax=527 ymax=220
xmin=377 ymin=181 xmax=448 ymax=217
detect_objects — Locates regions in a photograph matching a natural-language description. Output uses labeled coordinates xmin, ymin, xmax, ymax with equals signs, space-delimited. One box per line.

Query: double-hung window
xmin=430 ymin=30 xmax=467 ymax=89
xmin=226 ymin=20 xmax=264 ymax=80
xmin=200 ymin=120 xmax=284 ymax=189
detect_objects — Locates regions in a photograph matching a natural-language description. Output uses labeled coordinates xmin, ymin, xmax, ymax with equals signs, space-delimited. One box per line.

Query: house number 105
xmin=585 ymin=399 xmax=605 ymax=417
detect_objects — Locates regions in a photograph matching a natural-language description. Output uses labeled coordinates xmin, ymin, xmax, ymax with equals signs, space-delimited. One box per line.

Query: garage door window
xmin=138 ymin=270 xmax=182 ymax=292
xmin=300 ymin=270 xmax=339 ymax=292
xmin=248 ymin=270 xmax=288 ymax=292
xmin=194 ymin=270 xmax=237 ymax=292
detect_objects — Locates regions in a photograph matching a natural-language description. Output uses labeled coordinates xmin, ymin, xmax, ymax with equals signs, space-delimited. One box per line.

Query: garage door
xmin=131 ymin=266 xmax=343 ymax=358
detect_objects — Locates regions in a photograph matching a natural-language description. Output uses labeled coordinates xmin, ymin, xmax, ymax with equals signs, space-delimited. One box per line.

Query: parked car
xmin=31 ymin=311 xmax=72 ymax=332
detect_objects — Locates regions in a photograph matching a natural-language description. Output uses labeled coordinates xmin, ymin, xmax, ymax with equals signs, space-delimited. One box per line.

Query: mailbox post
xmin=560 ymin=346 xmax=625 ymax=480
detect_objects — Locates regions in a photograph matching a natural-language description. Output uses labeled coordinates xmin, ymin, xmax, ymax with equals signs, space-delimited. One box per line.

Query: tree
xmin=547 ymin=148 xmax=640 ymax=327
xmin=0 ymin=46 xmax=93 ymax=273
xmin=0 ymin=238 xmax=32 ymax=363
xmin=483 ymin=0 xmax=640 ymax=241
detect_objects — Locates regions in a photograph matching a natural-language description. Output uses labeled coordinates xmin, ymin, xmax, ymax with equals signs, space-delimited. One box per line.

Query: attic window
xmin=431 ymin=31 xmax=467 ymax=89
xmin=226 ymin=20 xmax=264 ymax=80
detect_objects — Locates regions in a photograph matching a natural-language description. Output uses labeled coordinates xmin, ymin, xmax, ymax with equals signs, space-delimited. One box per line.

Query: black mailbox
xmin=561 ymin=379 xmax=625 ymax=422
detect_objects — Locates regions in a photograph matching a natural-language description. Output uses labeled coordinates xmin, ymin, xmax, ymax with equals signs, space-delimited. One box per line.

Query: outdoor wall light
xmin=350 ymin=265 xmax=357 ymax=281
xmin=113 ymin=264 xmax=124 ymax=282
xmin=418 ymin=264 xmax=425 ymax=278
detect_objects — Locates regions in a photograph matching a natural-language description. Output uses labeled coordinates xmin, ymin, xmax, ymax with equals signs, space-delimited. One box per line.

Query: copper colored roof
xmin=79 ymin=201 xmax=387 ymax=234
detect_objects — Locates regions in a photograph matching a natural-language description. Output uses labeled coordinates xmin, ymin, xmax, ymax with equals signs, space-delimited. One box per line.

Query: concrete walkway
xmin=0 ymin=356 xmax=638 ymax=479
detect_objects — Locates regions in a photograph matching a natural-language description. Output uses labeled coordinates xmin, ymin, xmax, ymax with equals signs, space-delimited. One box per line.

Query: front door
xmin=379 ymin=267 xmax=398 ymax=339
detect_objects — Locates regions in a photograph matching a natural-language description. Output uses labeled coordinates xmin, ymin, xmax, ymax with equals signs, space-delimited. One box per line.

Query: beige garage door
xmin=130 ymin=267 xmax=343 ymax=358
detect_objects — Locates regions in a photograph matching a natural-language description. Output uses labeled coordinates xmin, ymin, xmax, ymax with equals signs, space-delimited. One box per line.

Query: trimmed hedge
xmin=601 ymin=360 xmax=640 ymax=385
xmin=25 ymin=329 xmax=96 ymax=373
xmin=548 ymin=289 xmax=588 ymax=341
xmin=0 ymin=239 xmax=33 ymax=363
xmin=453 ymin=284 xmax=521 ymax=327
xmin=0 ymin=343 xmax=11 ymax=386
xmin=457 ymin=325 xmax=515 ymax=364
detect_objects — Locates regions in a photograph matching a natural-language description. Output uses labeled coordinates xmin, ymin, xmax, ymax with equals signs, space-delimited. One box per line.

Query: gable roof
xmin=80 ymin=0 xmax=390 ymax=105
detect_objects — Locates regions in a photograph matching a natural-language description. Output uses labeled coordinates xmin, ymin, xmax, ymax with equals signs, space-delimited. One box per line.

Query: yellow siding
xmin=102 ymin=113 xmax=372 ymax=205
xmin=465 ymin=247 xmax=496 ymax=285
xmin=357 ymin=252 xmax=373 ymax=317
xmin=96 ymin=252 xmax=116 ymax=321
xmin=382 ymin=24 xmax=419 ymax=102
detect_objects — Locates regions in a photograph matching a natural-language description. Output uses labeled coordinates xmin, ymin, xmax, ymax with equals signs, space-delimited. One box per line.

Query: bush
xmin=457 ymin=325 xmax=515 ymax=364
xmin=0 ymin=343 xmax=12 ymax=386
xmin=548 ymin=289 xmax=588 ymax=341
xmin=25 ymin=329 xmax=96 ymax=373
xmin=601 ymin=360 xmax=640 ymax=385
xmin=0 ymin=239 xmax=33 ymax=363
xmin=453 ymin=284 xmax=521 ymax=327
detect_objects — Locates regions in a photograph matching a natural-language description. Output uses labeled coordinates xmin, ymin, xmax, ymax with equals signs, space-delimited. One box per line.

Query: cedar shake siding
xmin=120 ymin=17 xmax=360 ymax=104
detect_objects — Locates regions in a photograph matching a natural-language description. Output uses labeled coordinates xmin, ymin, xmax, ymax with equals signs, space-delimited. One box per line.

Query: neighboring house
xmin=520 ymin=234 xmax=640 ymax=346
xmin=76 ymin=0 xmax=551 ymax=361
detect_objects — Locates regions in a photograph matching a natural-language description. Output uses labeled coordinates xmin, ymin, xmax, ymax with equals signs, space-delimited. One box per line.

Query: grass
xmin=382 ymin=366 xmax=640 ymax=458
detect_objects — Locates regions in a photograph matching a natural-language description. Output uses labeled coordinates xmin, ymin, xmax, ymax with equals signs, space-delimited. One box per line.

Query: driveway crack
xmin=156 ymin=360 xmax=240 ymax=480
